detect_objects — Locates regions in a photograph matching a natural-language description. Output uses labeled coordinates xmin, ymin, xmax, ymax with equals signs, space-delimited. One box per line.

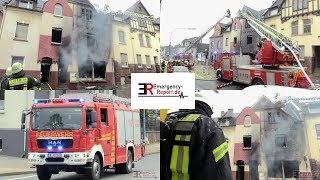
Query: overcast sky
xmin=198 ymin=86 xmax=320 ymax=118
xmin=89 ymin=0 xmax=160 ymax=17
xmin=160 ymin=0 xmax=275 ymax=46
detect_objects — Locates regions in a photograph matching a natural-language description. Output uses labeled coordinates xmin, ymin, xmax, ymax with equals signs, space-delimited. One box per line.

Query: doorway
xmin=40 ymin=58 xmax=52 ymax=83
xmin=236 ymin=160 xmax=245 ymax=180
xmin=314 ymin=46 xmax=320 ymax=68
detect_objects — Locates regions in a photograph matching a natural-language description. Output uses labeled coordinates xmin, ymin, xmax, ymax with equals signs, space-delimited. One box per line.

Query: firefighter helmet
xmin=11 ymin=62 xmax=23 ymax=74
xmin=6 ymin=67 xmax=12 ymax=76
xmin=195 ymin=92 xmax=213 ymax=116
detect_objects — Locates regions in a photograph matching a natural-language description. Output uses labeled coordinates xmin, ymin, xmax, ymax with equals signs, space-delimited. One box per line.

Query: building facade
xmin=209 ymin=22 xmax=226 ymax=62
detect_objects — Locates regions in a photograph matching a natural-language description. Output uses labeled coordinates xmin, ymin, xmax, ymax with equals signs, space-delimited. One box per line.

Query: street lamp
xmin=168 ymin=28 xmax=196 ymax=60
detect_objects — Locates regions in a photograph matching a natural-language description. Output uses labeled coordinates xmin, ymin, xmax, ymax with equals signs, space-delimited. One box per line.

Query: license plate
xmin=48 ymin=153 xmax=62 ymax=158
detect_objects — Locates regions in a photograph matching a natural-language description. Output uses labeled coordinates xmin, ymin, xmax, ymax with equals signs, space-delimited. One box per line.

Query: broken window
xmin=18 ymin=0 xmax=33 ymax=9
xmin=0 ymin=91 xmax=4 ymax=110
xmin=11 ymin=56 xmax=24 ymax=66
xmin=303 ymin=19 xmax=311 ymax=34
xmin=146 ymin=35 xmax=151 ymax=47
xmin=267 ymin=160 xmax=282 ymax=178
xmin=87 ymin=34 xmax=96 ymax=48
xmin=78 ymin=60 xmax=106 ymax=79
xmin=81 ymin=8 xmax=92 ymax=20
xmin=243 ymin=135 xmax=252 ymax=148
xmin=15 ymin=23 xmax=29 ymax=40
xmin=118 ymin=31 xmax=125 ymax=44
xmin=292 ymin=21 xmax=298 ymax=35
xmin=275 ymin=135 xmax=287 ymax=147
xmin=146 ymin=55 xmax=151 ymax=68
xmin=52 ymin=28 xmax=62 ymax=44
xmin=247 ymin=35 xmax=252 ymax=44
xmin=79 ymin=60 xmax=93 ymax=78
xmin=93 ymin=61 xmax=106 ymax=79
xmin=283 ymin=160 xmax=299 ymax=178
xmin=121 ymin=53 xmax=128 ymax=67
xmin=54 ymin=4 xmax=62 ymax=16
xmin=139 ymin=34 xmax=144 ymax=47
xmin=136 ymin=54 xmax=142 ymax=67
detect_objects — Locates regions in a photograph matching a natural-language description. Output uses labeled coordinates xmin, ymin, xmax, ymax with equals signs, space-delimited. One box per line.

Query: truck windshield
xmin=31 ymin=107 xmax=82 ymax=130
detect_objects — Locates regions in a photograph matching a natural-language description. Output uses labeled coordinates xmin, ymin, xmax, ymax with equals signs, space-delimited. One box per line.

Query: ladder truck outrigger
xmin=214 ymin=10 xmax=315 ymax=89
xmin=21 ymin=93 xmax=144 ymax=180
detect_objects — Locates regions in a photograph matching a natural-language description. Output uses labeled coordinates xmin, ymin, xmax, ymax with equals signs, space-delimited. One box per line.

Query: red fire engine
xmin=21 ymin=93 xmax=143 ymax=180
xmin=167 ymin=53 xmax=194 ymax=72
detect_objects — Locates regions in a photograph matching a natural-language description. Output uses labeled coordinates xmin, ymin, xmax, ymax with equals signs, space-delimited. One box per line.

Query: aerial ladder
xmin=240 ymin=10 xmax=315 ymax=88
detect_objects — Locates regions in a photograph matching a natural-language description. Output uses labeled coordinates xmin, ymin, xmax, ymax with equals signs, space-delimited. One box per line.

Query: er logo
xmin=138 ymin=83 xmax=154 ymax=95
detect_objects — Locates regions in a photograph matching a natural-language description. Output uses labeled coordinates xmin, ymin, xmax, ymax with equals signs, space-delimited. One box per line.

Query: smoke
xmin=58 ymin=9 xmax=112 ymax=79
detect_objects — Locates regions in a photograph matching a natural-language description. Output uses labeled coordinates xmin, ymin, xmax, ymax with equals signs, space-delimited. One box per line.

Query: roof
xmin=262 ymin=0 xmax=283 ymax=18
xmin=125 ymin=0 xmax=151 ymax=16
xmin=252 ymin=95 xmax=276 ymax=110
xmin=242 ymin=5 xmax=267 ymax=20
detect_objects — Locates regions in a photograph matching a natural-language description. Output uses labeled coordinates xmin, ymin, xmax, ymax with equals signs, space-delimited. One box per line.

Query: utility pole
xmin=143 ymin=109 xmax=147 ymax=142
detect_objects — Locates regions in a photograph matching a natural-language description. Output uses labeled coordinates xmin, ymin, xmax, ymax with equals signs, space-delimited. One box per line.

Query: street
xmin=0 ymin=153 xmax=160 ymax=180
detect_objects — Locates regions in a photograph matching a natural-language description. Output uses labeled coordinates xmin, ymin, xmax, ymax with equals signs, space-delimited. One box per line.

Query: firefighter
xmin=160 ymin=92 xmax=232 ymax=180
xmin=0 ymin=67 xmax=12 ymax=90
xmin=3 ymin=62 xmax=41 ymax=90
xmin=257 ymin=35 xmax=267 ymax=50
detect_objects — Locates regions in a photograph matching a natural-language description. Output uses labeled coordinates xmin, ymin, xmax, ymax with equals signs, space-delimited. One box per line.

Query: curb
xmin=196 ymin=78 xmax=217 ymax=81
xmin=0 ymin=170 xmax=36 ymax=177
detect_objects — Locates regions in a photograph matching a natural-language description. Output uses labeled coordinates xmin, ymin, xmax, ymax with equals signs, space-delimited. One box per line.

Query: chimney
xmin=221 ymin=111 xmax=225 ymax=117
xmin=227 ymin=109 xmax=233 ymax=116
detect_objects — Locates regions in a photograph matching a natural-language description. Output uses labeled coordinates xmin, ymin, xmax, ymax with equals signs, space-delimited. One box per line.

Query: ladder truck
xmin=22 ymin=93 xmax=143 ymax=180
xmin=215 ymin=10 xmax=315 ymax=89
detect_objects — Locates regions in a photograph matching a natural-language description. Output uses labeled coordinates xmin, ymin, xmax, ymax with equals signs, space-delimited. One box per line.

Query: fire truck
xmin=167 ymin=53 xmax=194 ymax=72
xmin=21 ymin=93 xmax=143 ymax=180
xmin=213 ymin=10 xmax=315 ymax=89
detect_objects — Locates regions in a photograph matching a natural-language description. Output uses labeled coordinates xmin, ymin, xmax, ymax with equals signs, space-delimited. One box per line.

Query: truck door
xmin=85 ymin=108 xmax=97 ymax=150
xmin=99 ymin=107 xmax=113 ymax=165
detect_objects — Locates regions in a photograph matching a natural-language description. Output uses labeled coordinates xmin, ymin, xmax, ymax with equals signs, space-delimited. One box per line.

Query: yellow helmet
xmin=6 ymin=67 xmax=12 ymax=76
xmin=11 ymin=62 xmax=23 ymax=74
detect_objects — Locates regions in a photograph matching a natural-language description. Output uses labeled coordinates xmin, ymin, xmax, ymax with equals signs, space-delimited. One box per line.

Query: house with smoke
xmin=209 ymin=22 xmax=226 ymax=62
xmin=0 ymin=0 xmax=95 ymax=90
xmin=218 ymin=95 xmax=320 ymax=180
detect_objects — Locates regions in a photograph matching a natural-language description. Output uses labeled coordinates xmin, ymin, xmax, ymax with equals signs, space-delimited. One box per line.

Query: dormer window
xmin=54 ymin=4 xmax=62 ymax=16
xmin=18 ymin=0 xmax=33 ymax=9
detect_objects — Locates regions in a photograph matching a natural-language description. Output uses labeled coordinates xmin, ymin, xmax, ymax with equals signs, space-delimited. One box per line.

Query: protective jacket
xmin=4 ymin=71 xmax=41 ymax=90
xmin=161 ymin=110 xmax=232 ymax=180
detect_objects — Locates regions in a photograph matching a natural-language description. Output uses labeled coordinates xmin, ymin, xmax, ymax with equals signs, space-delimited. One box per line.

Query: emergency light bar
xmin=33 ymin=99 xmax=51 ymax=104
xmin=33 ymin=98 xmax=86 ymax=104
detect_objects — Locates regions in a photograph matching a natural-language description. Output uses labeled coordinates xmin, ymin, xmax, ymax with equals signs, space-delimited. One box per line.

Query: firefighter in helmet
xmin=257 ymin=35 xmax=267 ymax=50
xmin=3 ymin=62 xmax=41 ymax=90
xmin=0 ymin=67 xmax=12 ymax=90
xmin=160 ymin=92 xmax=232 ymax=180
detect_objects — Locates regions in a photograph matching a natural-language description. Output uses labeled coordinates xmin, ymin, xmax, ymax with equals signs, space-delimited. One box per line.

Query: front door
xmin=99 ymin=107 xmax=113 ymax=165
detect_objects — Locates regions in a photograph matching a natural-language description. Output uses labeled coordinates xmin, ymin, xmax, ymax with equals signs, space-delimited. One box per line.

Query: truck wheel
xmin=88 ymin=154 xmax=103 ymax=180
xmin=217 ymin=71 xmax=223 ymax=81
xmin=36 ymin=166 xmax=52 ymax=180
xmin=252 ymin=79 xmax=264 ymax=85
xmin=115 ymin=151 xmax=133 ymax=174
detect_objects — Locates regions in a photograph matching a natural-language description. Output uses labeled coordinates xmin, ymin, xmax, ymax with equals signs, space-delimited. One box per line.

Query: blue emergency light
xmin=33 ymin=99 xmax=51 ymax=104
xmin=57 ymin=146 xmax=63 ymax=150
xmin=214 ymin=51 xmax=218 ymax=54
xmin=68 ymin=98 xmax=85 ymax=103
xmin=47 ymin=146 xmax=53 ymax=150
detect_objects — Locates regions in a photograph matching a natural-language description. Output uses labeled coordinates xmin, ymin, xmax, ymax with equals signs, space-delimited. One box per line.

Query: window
xmin=138 ymin=20 xmax=147 ymax=28
xmin=299 ymin=46 xmax=305 ymax=60
xmin=139 ymin=34 xmax=144 ymax=47
xmin=154 ymin=56 xmax=158 ymax=65
xmin=245 ymin=20 xmax=250 ymax=28
xmin=87 ymin=34 xmax=96 ymax=48
xmin=136 ymin=54 xmax=142 ymax=67
xmin=15 ymin=23 xmax=29 ymax=40
xmin=291 ymin=21 xmax=298 ymax=35
xmin=211 ymin=41 xmax=214 ymax=48
xmin=146 ymin=36 xmax=151 ymax=47
xmin=243 ymin=135 xmax=252 ymax=149
xmin=146 ymin=55 xmax=151 ymax=68
xmin=100 ymin=108 xmax=108 ymax=126
xmin=247 ymin=35 xmax=253 ymax=44
xmin=81 ymin=8 xmax=92 ymax=20
xmin=293 ymin=0 xmax=308 ymax=10
xmin=86 ymin=109 xmax=92 ymax=129
xmin=225 ymin=38 xmax=228 ymax=46
xmin=0 ymin=91 xmax=4 ymax=110
xmin=270 ymin=24 xmax=276 ymax=29
xmin=315 ymin=124 xmax=320 ymax=138
xmin=268 ymin=112 xmax=278 ymax=123
xmin=54 ymin=4 xmax=62 ymax=16
xmin=121 ymin=53 xmax=128 ymax=67
xmin=244 ymin=115 xmax=251 ymax=127
xmin=52 ymin=28 xmax=62 ymax=44
xmin=18 ymin=0 xmax=33 ymax=9
xmin=78 ymin=60 xmax=106 ymax=79
xmin=234 ymin=37 xmax=237 ymax=45
xmin=11 ymin=56 xmax=24 ymax=66
xmin=303 ymin=19 xmax=311 ymax=34
xmin=275 ymin=135 xmax=287 ymax=147
xmin=118 ymin=31 xmax=125 ymax=44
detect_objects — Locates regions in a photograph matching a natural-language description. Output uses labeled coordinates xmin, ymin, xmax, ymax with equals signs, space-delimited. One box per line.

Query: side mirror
xmin=91 ymin=111 xmax=97 ymax=123
xmin=91 ymin=122 xmax=97 ymax=128
xmin=21 ymin=124 xmax=25 ymax=130
xmin=21 ymin=112 xmax=26 ymax=124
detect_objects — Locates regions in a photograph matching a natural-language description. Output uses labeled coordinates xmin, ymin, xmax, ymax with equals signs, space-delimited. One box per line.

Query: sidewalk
xmin=0 ymin=143 xmax=160 ymax=177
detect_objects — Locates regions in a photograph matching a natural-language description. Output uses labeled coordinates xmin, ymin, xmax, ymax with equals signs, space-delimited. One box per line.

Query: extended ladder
xmin=240 ymin=10 xmax=315 ymax=88
xmin=59 ymin=93 xmax=131 ymax=105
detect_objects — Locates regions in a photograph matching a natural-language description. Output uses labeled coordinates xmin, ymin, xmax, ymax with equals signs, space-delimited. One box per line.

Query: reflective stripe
xmin=9 ymin=77 xmax=28 ymax=86
xmin=170 ymin=135 xmax=190 ymax=180
xmin=213 ymin=142 xmax=228 ymax=162
xmin=179 ymin=114 xmax=200 ymax=122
